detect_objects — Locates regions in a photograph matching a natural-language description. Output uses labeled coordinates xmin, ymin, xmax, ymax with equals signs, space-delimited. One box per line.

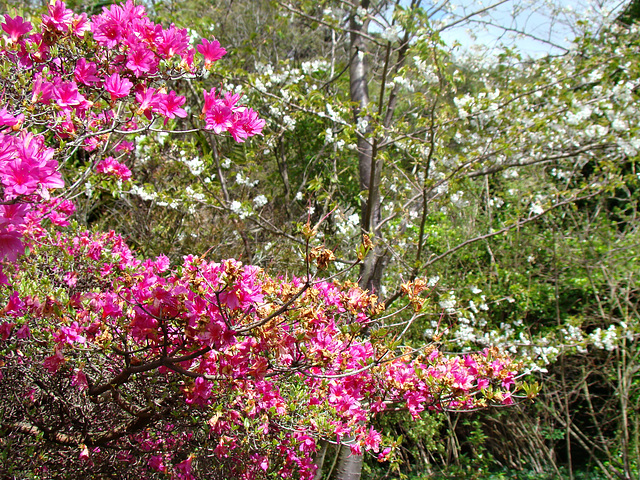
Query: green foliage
xmin=39 ymin=0 xmax=640 ymax=477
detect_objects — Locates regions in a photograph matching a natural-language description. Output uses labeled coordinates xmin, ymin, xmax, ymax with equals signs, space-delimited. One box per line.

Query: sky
xmin=435 ymin=0 xmax=628 ymax=58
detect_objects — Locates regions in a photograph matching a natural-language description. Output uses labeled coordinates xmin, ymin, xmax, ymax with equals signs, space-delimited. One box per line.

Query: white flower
xmin=325 ymin=128 xmax=334 ymax=144
xmin=612 ymin=118 xmax=628 ymax=132
xmin=451 ymin=190 xmax=469 ymax=208
xmin=295 ymin=192 xmax=304 ymax=201
xmin=381 ymin=25 xmax=400 ymax=42
xmin=283 ymin=115 xmax=296 ymax=130
xmin=489 ymin=197 xmax=504 ymax=208
xmin=530 ymin=203 xmax=544 ymax=215
xmin=439 ymin=296 xmax=457 ymax=314
xmin=253 ymin=195 xmax=268 ymax=208
xmin=230 ymin=201 xmax=243 ymax=214
xmin=181 ymin=157 xmax=204 ymax=176
xmin=356 ymin=117 xmax=369 ymax=133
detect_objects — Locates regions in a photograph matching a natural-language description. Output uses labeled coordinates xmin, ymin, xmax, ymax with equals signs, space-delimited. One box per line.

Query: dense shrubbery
xmin=0 ymin=2 xmax=531 ymax=479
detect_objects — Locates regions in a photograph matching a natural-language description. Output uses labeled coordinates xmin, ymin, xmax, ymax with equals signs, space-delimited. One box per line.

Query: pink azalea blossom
xmin=95 ymin=156 xmax=132 ymax=181
xmin=104 ymin=73 xmax=133 ymax=101
xmin=71 ymin=12 xmax=90 ymax=38
xmin=1 ymin=15 xmax=32 ymax=42
xmin=158 ymin=25 xmax=189 ymax=58
xmin=135 ymin=86 xmax=160 ymax=119
xmin=126 ymin=44 xmax=157 ymax=76
xmin=115 ymin=141 xmax=135 ymax=153
xmin=0 ymin=107 xmax=24 ymax=128
xmin=54 ymin=321 xmax=86 ymax=345
xmin=42 ymin=0 xmax=75 ymax=33
xmin=158 ymin=90 xmax=187 ymax=123
xmin=74 ymin=58 xmax=99 ymax=85
xmin=43 ymin=347 xmax=65 ymax=373
xmin=197 ymin=38 xmax=226 ymax=67
xmin=0 ymin=321 xmax=14 ymax=340
xmin=54 ymin=81 xmax=86 ymax=108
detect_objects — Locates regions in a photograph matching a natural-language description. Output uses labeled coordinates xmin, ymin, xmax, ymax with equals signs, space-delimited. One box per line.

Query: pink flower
xmin=364 ymin=427 xmax=382 ymax=452
xmin=31 ymin=74 xmax=55 ymax=104
xmin=115 ymin=141 xmax=135 ymax=153
xmin=202 ymin=89 xmax=233 ymax=134
xmin=3 ymin=291 xmax=24 ymax=316
xmin=91 ymin=16 xmax=123 ymax=48
xmin=229 ymin=108 xmax=265 ymax=142
xmin=377 ymin=447 xmax=392 ymax=462
xmin=95 ymin=156 xmax=132 ymax=181
xmin=71 ymin=13 xmax=90 ymax=38
xmin=42 ymin=0 xmax=74 ymax=33
xmin=477 ymin=378 xmax=489 ymax=390
xmin=126 ymin=44 xmax=156 ymax=76
xmin=502 ymin=391 xmax=514 ymax=405
xmin=74 ymin=58 xmax=99 ymax=85
xmin=158 ymin=90 xmax=187 ymax=123
xmin=0 ymin=322 xmax=14 ymax=340
xmin=71 ymin=369 xmax=88 ymax=390
xmin=0 ymin=107 xmax=23 ymax=128
xmin=197 ymin=38 xmax=226 ymax=67
xmin=135 ymin=86 xmax=160 ymax=119
xmin=0 ymin=228 xmax=25 ymax=262
xmin=54 ymin=321 xmax=86 ymax=345
xmin=2 ymin=15 xmax=32 ymax=42
xmin=174 ymin=455 xmax=195 ymax=480
xmin=79 ymin=445 xmax=90 ymax=461
xmin=0 ymin=204 xmax=27 ymax=229
xmin=54 ymin=81 xmax=86 ymax=108
xmin=43 ymin=347 xmax=65 ymax=373
xmin=148 ymin=455 xmax=168 ymax=473
xmin=158 ymin=25 xmax=189 ymax=58
xmin=104 ymin=73 xmax=133 ymax=101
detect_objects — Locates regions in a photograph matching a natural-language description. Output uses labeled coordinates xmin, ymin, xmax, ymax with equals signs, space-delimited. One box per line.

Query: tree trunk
xmin=313 ymin=440 xmax=329 ymax=480
xmin=335 ymin=441 xmax=364 ymax=480
xmin=348 ymin=0 xmax=384 ymax=294
xmin=333 ymin=3 xmax=371 ymax=478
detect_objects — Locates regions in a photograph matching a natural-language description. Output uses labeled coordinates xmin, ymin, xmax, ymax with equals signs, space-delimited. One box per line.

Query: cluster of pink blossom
xmin=0 ymin=0 xmax=264 ymax=277
xmin=1 ymin=0 xmax=264 ymax=142
xmin=0 ymin=225 xmax=521 ymax=478
xmin=95 ymin=156 xmax=132 ymax=181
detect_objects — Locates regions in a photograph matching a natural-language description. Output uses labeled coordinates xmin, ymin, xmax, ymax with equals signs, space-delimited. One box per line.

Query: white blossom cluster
xmin=253 ymin=194 xmax=268 ymax=208
xmin=235 ymin=172 xmax=259 ymax=188
xmin=229 ymin=200 xmax=249 ymax=219
xmin=178 ymin=150 xmax=204 ymax=176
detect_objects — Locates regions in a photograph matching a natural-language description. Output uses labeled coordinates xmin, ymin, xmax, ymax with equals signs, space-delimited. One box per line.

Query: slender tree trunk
xmin=313 ymin=440 xmax=329 ymax=480
xmin=348 ymin=0 xmax=383 ymax=295
xmin=335 ymin=441 xmax=364 ymax=480
xmin=332 ymin=4 xmax=371 ymax=478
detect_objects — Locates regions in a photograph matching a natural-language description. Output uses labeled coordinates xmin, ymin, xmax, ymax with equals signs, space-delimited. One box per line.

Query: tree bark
xmin=335 ymin=441 xmax=364 ymax=480
xmin=348 ymin=0 xmax=382 ymax=295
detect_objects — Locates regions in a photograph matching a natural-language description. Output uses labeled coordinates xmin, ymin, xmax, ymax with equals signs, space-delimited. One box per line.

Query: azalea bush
xmin=0 ymin=2 xmax=528 ymax=479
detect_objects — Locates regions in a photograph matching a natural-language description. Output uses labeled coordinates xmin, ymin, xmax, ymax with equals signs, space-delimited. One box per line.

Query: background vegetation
xmin=2 ymin=0 xmax=638 ymax=478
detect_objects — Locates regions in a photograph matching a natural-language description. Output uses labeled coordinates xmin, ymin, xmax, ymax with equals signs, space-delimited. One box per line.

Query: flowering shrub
xmin=0 ymin=0 xmax=264 ymax=272
xmin=0 ymin=2 xmax=526 ymax=478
